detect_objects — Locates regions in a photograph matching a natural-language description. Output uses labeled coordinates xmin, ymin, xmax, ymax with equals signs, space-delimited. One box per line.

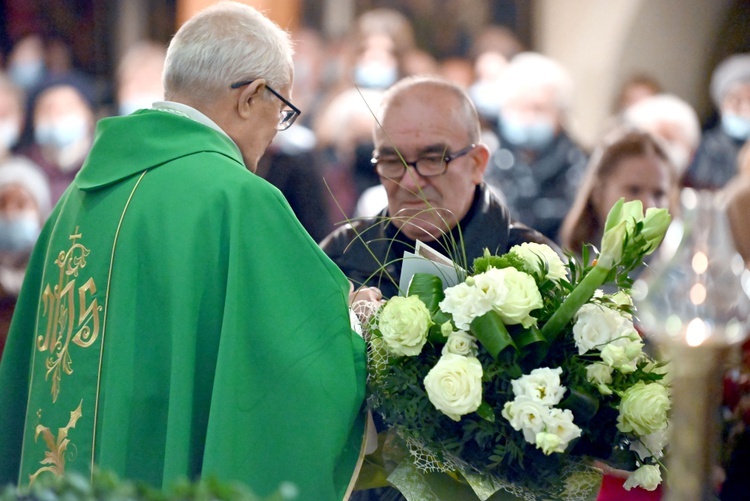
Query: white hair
xmin=710 ymin=53 xmax=750 ymax=108
xmin=163 ymin=1 xmax=293 ymax=102
xmin=0 ymin=157 xmax=51 ymax=217
xmin=624 ymin=94 xmax=701 ymax=151
xmin=497 ymin=52 xmax=575 ymax=112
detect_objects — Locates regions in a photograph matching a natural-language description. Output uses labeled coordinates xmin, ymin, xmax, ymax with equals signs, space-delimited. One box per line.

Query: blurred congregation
xmin=0 ymin=0 xmax=750 ymax=471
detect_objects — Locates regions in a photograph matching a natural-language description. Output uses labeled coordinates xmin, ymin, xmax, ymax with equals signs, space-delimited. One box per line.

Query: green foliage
xmin=472 ymin=249 xmax=525 ymax=275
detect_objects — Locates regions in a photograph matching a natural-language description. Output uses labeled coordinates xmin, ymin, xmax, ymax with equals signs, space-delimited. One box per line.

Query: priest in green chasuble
xmin=0 ymin=2 xmax=374 ymax=499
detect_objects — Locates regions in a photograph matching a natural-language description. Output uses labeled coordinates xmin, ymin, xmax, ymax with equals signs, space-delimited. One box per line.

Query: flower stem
xmin=541 ymin=265 xmax=610 ymax=342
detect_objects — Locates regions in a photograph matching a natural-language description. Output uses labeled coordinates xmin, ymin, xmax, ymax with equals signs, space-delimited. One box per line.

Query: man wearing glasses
xmin=0 ymin=2 xmax=371 ymax=500
xmin=321 ymin=76 xmax=554 ymax=300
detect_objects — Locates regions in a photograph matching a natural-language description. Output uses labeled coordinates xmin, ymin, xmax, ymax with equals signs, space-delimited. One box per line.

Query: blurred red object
xmin=596 ymin=473 xmax=663 ymax=500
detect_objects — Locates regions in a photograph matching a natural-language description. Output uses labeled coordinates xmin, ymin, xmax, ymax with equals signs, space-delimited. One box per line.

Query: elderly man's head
xmin=163 ymin=1 xmax=296 ymax=170
xmin=496 ymin=52 xmax=574 ymax=151
xmin=372 ymin=77 xmax=489 ymax=241
xmin=623 ymin=94 xmax=701 ymax=174
xmin=711 ymin=53 xmax=750 ymax=142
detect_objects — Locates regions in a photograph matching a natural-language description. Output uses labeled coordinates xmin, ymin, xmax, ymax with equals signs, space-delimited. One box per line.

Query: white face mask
xmin=353 ymin=61 xmax=398 ymax=89
xmin=0 ymin=119 xmax=20 ymax=152
xmin=35 ymin=113 xmax=89 ymax=149
xmin=0 ymin=211 xmax=40 ymax=252
xmin=117 ymin=94 xmax=160 ymax=116
xmin=34 ymin=113 xmax=91 ymax=171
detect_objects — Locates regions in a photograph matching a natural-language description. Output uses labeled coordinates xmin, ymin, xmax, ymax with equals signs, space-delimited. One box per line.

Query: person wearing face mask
xmin=25 ymin=78 xmax=96 ymax=203
xmin=683 ymin=54 xmax=750 ymax=191
xmin=483 ymin=52 xmax=588 ymax=243
xmin=348 ymin=9 xmax=415 ymax=91
xmin=0 ymin=158 xmax=50 ymax=359
xmin=6 ymin=35 xmax=46 ymax=92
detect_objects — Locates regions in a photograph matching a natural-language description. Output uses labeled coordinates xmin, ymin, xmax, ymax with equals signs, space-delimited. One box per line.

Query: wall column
xmin=176 ymin=0 xmax=301 ymax=30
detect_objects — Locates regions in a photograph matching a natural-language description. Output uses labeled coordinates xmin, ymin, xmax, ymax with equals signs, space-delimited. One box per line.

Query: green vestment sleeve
xmin=0 ymin=110 xmax=366 ymax=501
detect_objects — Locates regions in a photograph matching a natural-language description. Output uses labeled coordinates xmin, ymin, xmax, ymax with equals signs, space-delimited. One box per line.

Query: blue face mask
xmin=0 ymin=214 xmax=40 ymax=252
xmin=354 ymin=62 xmax=398 ymax=89
xmin=721 ymin=113 xmax=750 ymax=141
xmin=500 ymin=116 xmax=556 ymax=150
xmin=34 ymin=114 xmax=89 ymax=149
xmin=8 ymin=60 xmax=44 ymax=90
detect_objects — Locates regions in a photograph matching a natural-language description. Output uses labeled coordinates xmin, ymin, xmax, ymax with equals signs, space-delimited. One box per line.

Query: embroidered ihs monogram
xmin=36 ymin=228 xmax=102 ymax=402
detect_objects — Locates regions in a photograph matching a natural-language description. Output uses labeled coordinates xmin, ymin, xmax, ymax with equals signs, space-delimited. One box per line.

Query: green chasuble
xmin=0 ymin=109 xmax=367 ymax=500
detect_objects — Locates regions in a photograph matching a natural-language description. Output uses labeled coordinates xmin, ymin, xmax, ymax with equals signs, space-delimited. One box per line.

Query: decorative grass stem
xmin=541 ymin=265 xmax=611 ymax=342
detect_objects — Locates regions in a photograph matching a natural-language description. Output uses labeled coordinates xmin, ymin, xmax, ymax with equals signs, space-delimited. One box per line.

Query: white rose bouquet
xmin=361 ymin=199 xmax=672 ymax=501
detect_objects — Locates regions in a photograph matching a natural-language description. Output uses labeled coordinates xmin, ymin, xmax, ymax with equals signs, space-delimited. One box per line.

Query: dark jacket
xmin=484 ymin=130 xmax=587 ymax=242
xmin=682 ymin=125 xmax=745 ymax=191
xmin=320 ymin=183 xmax=556 ymax=299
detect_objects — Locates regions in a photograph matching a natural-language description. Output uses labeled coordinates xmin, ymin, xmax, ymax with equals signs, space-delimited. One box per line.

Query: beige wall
xmin=535 ymin=0 xmax=732 ymax=149
xmin=176 ymin=0 xmax=300 ymax=30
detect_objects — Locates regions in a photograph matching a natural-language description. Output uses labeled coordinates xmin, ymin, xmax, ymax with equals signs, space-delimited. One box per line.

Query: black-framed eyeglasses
xmin=371 ymin=144 xmax=476 ymax=178
xmin=230 ymin=79 xmax=301 ymax=131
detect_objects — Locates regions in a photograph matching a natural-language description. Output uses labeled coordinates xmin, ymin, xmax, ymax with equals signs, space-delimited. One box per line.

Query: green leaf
xmin=428 ymin=323 xmax=449 ymax=343
xmin=470 ymin=311 xmax=516 ymax=360
xmin=476 ymin=401 xmax=496 ymax=422
xmin=407 ymin=273 xmax=445 ymax=313
xmin=514 ymin=326 xmax=547 ymax=356
xmin=560 ymin=387 xmax=600 ymax=424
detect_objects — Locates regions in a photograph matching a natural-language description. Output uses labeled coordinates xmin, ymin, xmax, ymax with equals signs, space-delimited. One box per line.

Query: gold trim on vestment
xmin=343 ymin=410 xmax=376 ymax=501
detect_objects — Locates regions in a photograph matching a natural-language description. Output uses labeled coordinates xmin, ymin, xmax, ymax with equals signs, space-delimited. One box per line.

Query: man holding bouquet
xmin=321 ymin=76 xmax=555 ymax=299
xmin=0 ymin=2 xmax=371 ymax=500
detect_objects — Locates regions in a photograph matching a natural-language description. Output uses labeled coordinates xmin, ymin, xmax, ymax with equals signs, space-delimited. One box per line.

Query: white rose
xmin=511 ymin=242 xmax=568 ymax=281
xmin=442 ymin=330 xmax=478 ymax=357
xmin=502 ymin=395 xmax=549 ymax=444
xmin=586 ymin=363 xmax=614 ymax=395
xmin=488 ymin=267 xmax=542 ymax=328
xmin=440 ymin=282 xmax=492 ymax=330
xmin=378 ymin=296 xmax=432 ymax=357
xmin=544 ymin=408 xmax=582 ymax=447
xmin=573 ymin=303 xmax=626 ymax=355
xmin=623 ymin=464 xmax=662 ymax=491
xmin=424 ymin=354 xmax=483 ymax=421
xmin=617 ymin=382 xmax=671 ymax=436
xmin=511 ymin=367 xmax=566 ymax=406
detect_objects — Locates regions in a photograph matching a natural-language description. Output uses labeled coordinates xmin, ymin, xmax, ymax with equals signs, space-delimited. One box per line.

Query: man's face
xmin=374 ymin=88 xmax=486 ymax=241
xmin=722 ymin=82 xmax=750 ymax=118
xmin=237 ymin=82 xmax=292 ymax=171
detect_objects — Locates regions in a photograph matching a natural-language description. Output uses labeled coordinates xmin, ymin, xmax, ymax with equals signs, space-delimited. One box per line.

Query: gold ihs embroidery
xmin=36 ymin=228 xmax=102 ymax=402
xmin=29 ymin=400 xmax=83 ymax=486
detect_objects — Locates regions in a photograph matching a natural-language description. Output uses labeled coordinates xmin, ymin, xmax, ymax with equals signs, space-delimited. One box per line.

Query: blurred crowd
xmin=1 ymin=10 xmax=750 ymax=496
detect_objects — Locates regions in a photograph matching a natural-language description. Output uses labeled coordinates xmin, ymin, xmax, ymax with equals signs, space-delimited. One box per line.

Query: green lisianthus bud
xmin=597 ymin=220 xmax=627 ymax=270
xmin=604 ymin=198 xmax=644 ymax=233
xmin=641 ymin=207 xmax=671 ymax=253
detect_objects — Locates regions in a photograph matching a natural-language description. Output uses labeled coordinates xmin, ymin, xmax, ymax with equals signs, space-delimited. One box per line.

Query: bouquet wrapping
xmin=358 ymin=199 xmax=672 ymax=500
